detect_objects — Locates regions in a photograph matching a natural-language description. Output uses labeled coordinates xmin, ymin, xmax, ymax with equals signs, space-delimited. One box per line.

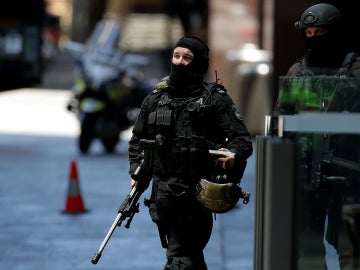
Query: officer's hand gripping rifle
xmin=91 ymin=139 xmax=156 ymax=265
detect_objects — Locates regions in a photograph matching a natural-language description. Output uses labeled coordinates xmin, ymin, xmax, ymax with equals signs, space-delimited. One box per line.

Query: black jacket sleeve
xmin=213 ymin=93 xmax=253 ymax=161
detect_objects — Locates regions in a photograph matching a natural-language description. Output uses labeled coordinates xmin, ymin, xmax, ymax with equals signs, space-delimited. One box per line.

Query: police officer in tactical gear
xmin=273 ymin=3 xmax=360 ymax=269
xmin=128 ymin=36 xmax=253 ymax=269
xmin=288 ymin=3 xmax=360 ymax=77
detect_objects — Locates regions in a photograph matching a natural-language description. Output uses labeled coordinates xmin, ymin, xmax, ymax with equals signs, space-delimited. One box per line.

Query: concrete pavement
xmin=0 ymin=88 xmax=256 ymax=270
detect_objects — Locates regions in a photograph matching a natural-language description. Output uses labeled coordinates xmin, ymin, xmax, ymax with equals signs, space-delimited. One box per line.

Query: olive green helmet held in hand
xmin=196 ymin=177 xmax=250 ymax=213
xmin=195 ymin=151 xmax=250 ymax=213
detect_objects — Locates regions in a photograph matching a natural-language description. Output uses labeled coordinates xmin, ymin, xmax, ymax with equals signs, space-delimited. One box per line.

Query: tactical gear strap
xmin=337 ymin=52 xmax=358 ymax=77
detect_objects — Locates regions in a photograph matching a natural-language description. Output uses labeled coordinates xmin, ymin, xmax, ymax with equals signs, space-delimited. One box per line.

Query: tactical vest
xmin=147 ymin=80 xmax=225 ymax=180
xmin=300 ymin=52 xmax=359 ymax=77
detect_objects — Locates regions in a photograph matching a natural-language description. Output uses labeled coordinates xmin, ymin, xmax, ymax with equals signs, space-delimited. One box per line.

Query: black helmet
xmin=295 ymin=3 xmax=342 ymax=30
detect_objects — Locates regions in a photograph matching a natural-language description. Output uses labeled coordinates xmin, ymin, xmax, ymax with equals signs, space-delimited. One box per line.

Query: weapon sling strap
xmin=337 ymin=52 xmax=359 ymax=77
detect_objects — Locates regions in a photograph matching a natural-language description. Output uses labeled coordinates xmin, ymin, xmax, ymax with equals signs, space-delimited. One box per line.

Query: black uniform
xmin=128 ymin=36 xmax=253 ymax=269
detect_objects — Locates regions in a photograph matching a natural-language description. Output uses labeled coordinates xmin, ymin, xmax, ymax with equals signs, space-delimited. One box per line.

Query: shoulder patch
xmin=232 ymin=105 xmax=243 ymax=120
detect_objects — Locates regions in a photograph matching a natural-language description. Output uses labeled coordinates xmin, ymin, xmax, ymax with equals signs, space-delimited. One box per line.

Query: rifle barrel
xmin=91 ymin=212 xmax=123 ymax=264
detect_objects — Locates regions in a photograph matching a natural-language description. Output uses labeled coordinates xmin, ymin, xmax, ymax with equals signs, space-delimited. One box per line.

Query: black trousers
xmin=162 ymin=203 xmax=213 ymax=270
xmin=149 ymin=176 xmax=214 ymax=269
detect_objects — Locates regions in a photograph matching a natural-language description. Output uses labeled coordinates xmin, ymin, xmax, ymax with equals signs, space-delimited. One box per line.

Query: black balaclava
xmin=168 ymin=36 xmax=209 ymax=95
xmin=304 ymin=25 xmax=347 ymax=72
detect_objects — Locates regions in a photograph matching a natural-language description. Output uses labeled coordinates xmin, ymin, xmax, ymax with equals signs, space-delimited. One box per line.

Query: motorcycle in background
xmin=64 ymin=20 xmax=153 ymax=154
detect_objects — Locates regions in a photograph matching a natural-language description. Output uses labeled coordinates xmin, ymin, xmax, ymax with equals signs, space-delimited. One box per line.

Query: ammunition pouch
xmin=153 ymin=136 xmax=211 ymax=178
xmin=148 ymin=179 xmax=195 ymax=216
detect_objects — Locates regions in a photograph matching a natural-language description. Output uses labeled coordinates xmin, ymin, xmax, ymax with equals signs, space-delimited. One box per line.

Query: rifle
xmin=91 ymin=139 xmax=155 ymax=265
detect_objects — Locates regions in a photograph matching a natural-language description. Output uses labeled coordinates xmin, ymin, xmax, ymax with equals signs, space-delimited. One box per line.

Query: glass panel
xmin=278 ymin=76 xmax=360 ymax=269
xmin=278 ymin=76 xmax=360 ymax=114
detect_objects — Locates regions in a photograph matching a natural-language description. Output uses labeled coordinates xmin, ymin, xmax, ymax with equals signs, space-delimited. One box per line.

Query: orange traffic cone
xmin=63 ymin=160 xmax=87 ymax=213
